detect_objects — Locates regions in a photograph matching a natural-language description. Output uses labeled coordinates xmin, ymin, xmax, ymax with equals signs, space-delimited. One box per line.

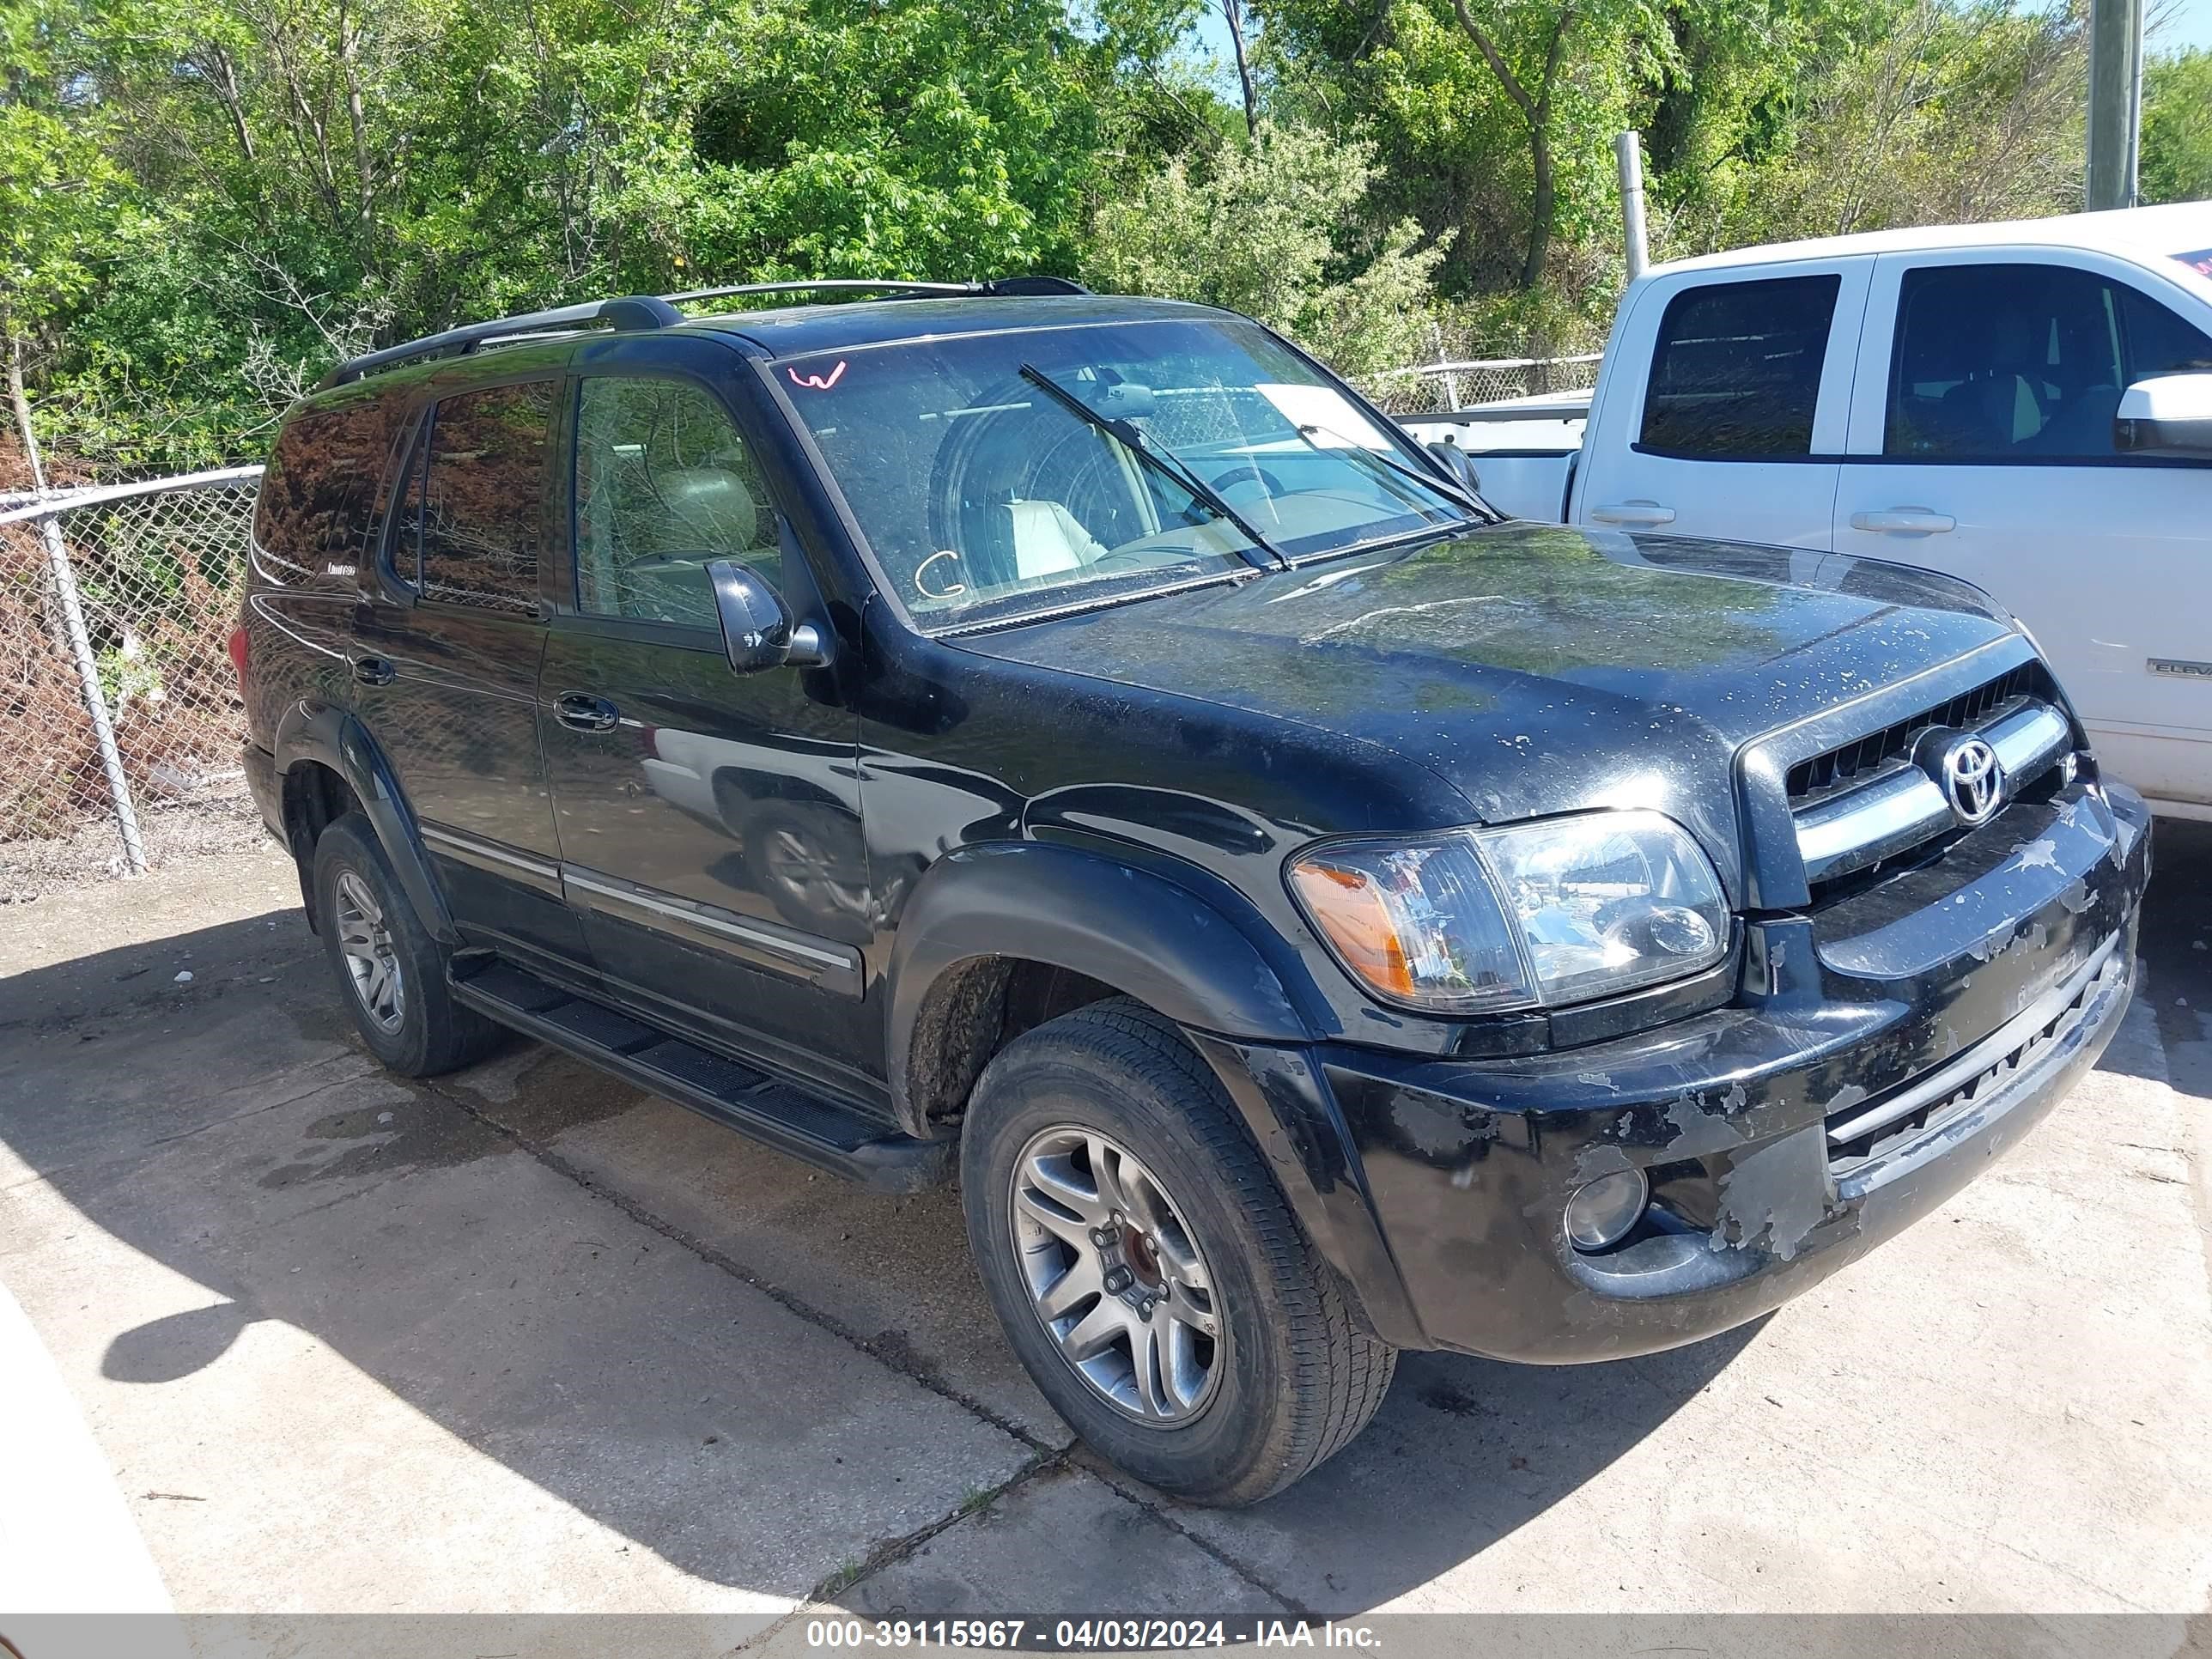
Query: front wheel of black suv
xmin=311 ymin=813 xmax=501 ymax=1078
xmin=961 ymin=998 xmax=1396 ymax=1506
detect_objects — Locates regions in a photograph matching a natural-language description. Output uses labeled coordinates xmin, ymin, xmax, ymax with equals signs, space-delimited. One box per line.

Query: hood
xmin=957 ymin=524 xmax=2020 ymax=880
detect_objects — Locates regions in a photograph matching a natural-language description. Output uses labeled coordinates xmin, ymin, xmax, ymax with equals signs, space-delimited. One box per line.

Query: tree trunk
xmin=1523 ymin=121 xmax=1555 ymax=289
xmin=1449 ymin=0 xmax=1575 ymax=291
xmin=6 ymin=337 xmax=52 ymax=495
xmin=337 ymin=0 xmax=376 ymax=227
xmin=1223 ymin=0 xmax=1260 ymax=137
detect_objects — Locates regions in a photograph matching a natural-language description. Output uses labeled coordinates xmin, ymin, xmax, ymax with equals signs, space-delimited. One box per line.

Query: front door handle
xmin=1850 ymin=507 xmax=1955 ymax=536
xmin=1589 ymin=500 xmax=1677 ymax=527
xmin=352 ymin=655 xmax=395 ymax=687
xmin=554 ymin=692 xmax=620 ymax=733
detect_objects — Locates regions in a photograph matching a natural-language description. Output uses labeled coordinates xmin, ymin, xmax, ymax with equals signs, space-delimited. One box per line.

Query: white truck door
xmin=1570 ymin=257 xmax=1869 ymax=551
xmin=1833 ymin=248 xmax=2212 ymax=810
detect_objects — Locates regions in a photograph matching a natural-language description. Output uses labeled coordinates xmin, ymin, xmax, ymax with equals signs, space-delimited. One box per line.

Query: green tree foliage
xmin=1697 ymin=0 xmax=2087 ymax=246
xmin=2142 ymin=48 xmax=2212 ymax=207
xmin=0 ymin=0 xmax=2117 ymax=477
xmin=15 ymin=0 xmax=1201 ymax=467
xmin=0 ymin=4 xmax=136 ymax=354
xmin=1084 ymin=120 xmax=1446 ymax=374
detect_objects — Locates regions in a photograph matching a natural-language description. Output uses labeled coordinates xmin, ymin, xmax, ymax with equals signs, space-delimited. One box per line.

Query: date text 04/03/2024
xmin=801 ymin=1618 xmax=1384 ymax=1650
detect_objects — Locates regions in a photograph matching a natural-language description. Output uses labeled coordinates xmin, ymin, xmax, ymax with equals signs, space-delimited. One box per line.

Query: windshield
xmin=779 ymin=316 xmax=1480 ymax=629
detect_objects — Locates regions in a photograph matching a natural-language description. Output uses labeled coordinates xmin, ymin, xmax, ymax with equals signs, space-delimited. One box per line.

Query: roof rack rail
xmin=666 ymin=276 xmax=1088 ymax=305
xmin=316 ymin=275 xmax=1091 ymax=390
xmin=316 ymin=295 xmax=683 ymax=390
xmin=666 ymin=279 xmax=975 ymax=304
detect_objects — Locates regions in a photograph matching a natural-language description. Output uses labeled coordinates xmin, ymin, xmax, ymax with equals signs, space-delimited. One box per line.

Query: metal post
xmin=1431 ymin=322 xmax=1462 ymax=411
xmin=2087 ymin=0 xmax=2144 ymax=210
xmin=39 ymin=507 xmax=148 ymax=875
xmin=1615 ymin=131 xmax=1650 ymax=283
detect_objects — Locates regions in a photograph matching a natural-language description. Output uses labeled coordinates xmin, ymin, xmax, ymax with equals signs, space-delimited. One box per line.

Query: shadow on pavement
xmin=2 ymin=818 xmax=2204 ymax=1610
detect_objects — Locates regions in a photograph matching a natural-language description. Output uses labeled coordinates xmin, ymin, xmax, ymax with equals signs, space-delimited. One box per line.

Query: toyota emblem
xmin=1932 ymin=734 xmax=2004 ymax=826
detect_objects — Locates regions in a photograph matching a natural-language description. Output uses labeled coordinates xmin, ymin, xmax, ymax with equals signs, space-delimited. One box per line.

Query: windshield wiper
xmin=1291 ymin=422 xmax=1492 ymax=521
xmin=1018 ymin=364 xmax=1286 ymax=569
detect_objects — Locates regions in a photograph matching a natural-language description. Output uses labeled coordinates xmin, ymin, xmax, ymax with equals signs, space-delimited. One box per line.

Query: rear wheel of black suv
xmin=961 ymin=998 xmax=1395 ymax=1506
xmin=312 ymin=813 xmax=501 ymax=1077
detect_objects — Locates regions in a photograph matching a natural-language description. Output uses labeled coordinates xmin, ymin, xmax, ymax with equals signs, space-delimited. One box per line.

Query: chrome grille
xmin=1792 ymin=699 xmax=2073 ymax=886
xmin=1786 ymin=661 xmax=2052 ymax=806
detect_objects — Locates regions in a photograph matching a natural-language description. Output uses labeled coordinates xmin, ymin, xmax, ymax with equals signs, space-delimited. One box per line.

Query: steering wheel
xmin=1209 ymin=466 xmax=1284 ymax=496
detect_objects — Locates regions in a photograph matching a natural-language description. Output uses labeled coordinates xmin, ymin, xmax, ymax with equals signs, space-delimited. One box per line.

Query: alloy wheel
xmin=333 ymin=870 xmax=405 ymax=1034
xmin=1009 ymin=1125 xmax=1223 ymax=1423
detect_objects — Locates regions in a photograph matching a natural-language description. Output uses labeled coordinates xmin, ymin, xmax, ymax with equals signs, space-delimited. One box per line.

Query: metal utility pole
xmin=2086 ymin=0 xmax=2145 ymax=210
xmin=1615 ymin=131 xmax=1650 ymax=282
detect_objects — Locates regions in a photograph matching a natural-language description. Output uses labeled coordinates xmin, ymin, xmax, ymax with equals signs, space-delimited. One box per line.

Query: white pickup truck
xmin=1405 ymin=201 xmax=2212 ymax=818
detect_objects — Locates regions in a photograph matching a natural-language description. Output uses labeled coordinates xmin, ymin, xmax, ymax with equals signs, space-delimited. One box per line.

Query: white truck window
xmin=1639 ymin=275 xmax=1840 ymax=459
xmin=1886 ymin=263 xmax=2212 ymax=461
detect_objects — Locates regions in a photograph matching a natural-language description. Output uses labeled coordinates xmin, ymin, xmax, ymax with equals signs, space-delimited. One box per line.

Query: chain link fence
xmin=1358 ymin=354 xmax=1602 ymax=416
xmin=1 ymin=467 xmax=265 ymax=897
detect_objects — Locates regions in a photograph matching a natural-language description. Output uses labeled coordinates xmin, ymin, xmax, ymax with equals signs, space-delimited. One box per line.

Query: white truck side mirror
xmin=1424 ymin=439 xmax=1481 ymax=495
xmin=2115 ymin=371 xmax=2212 ymax=458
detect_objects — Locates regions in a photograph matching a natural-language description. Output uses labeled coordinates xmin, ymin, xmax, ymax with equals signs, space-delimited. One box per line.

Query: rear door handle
xmin=554 ymin=692 xmax=620 ymax=733
xmin=1589 ymin=501 xmax=1676 ymax=527
xmin=1850 ymin=507 xmax=1955 ymax=536
xmin=352 ymin=655 xmax=395 ymax=687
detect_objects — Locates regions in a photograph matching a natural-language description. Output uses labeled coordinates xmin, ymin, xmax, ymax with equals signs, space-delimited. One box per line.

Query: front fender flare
xmin=885 ymin=841 xmax=1422 ymax=1346
xmin=273 ymin=702 xmax=456 ymax=944
xmin=885 ymin=842 xmax=1309 ymax=1125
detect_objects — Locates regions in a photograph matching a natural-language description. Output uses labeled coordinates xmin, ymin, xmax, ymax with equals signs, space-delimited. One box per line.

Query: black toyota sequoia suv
xmin=237 ymin=280 xmax=2149 ymax=1505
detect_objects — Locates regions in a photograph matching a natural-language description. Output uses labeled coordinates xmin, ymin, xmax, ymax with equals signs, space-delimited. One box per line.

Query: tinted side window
xmin=1885 ymin=263 xmax=2212 ymax=460
xmin=416 ymin=381 xmax=555 ymax=612
xmin=573 ymin=378 xmax=779 ymax=628
xmin=253 ymin=398 xmax=408 ymax=588
xmin=2117 ymin=284 xmax=2212 ymax=380
xmin=1640 ymin=275 xmax=1840 ymax=459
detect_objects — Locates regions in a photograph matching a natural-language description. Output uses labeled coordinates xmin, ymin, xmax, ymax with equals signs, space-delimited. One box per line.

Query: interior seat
xmin=1008 ymin=499 xmax=1109 ymax=579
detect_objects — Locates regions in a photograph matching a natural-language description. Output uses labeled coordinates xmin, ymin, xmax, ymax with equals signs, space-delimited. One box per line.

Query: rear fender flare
xmin=272 ymin=702 xmax=456 ymax=944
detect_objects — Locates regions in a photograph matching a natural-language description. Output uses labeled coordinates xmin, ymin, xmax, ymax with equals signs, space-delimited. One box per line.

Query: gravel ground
xmin=0 ymin=782 xmax=264 ymax=904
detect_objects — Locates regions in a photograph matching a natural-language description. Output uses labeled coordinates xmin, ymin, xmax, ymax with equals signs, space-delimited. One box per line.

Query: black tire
xmin=311 ymin=813 xmax=501 ymax=1078
xmin=962 ymin=998 xmax=1395 ymax=1506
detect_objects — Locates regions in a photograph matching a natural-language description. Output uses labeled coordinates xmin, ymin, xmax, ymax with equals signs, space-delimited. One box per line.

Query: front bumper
xmin=1207 ymin=778 xmax=2151 ymax=1363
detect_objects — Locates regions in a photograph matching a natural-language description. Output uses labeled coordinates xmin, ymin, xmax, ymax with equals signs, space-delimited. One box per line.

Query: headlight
xmin=1287 ymin=810 xmax=1728 ymax=1013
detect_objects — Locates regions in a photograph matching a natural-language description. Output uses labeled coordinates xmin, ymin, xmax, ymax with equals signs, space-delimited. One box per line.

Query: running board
xmin=448 ymin=960 xmax=951 ymax=1194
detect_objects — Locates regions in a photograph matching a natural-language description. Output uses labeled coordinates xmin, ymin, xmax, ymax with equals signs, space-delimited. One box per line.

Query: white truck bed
xmin=1396 ymin=388 xmax=1589 ymax=524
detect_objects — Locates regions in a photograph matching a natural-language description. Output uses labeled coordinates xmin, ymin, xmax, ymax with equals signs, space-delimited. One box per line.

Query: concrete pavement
xmin=1 ymin=828 xmax=2208 ymax=1650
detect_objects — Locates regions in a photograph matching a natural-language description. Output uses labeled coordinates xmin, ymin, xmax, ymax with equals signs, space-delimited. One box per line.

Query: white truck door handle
xmin=1589 ymin=501 xmax=1676 ymax=527
xmin=1850 ymin=507 xmax=1955 ymax=535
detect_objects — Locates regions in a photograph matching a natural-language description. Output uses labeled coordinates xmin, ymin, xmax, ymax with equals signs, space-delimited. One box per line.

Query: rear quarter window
xmin=253 ymin=398 xmax=408 ymax=591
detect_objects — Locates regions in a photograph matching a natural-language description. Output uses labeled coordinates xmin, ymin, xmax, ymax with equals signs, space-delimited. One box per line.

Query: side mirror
xmin=707 ymin=560 xmax=831 ymax=674
xmin=2115 ymin=371 xmax=2212 ymax=458
xmin=1425 ymin=439 xmax=1481 ymax=495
